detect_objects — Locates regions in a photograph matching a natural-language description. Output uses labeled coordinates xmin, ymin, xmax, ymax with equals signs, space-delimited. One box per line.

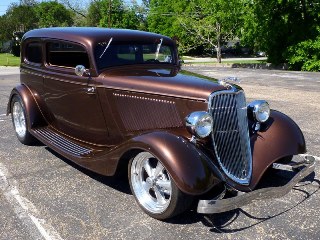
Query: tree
xmin=286 ymin=28 xmax=320 ymax=71
xmin=87 ymin=0 xmax=146 ymax=30
xmin=35 ymin=1 xmax=74 ymax=28
xmin=180 ymin=0 xmax=244 ymax=62
xmin=241 ymin=0 xmax=320 ymax=64
xmin=147 ymin=0 xmax=245 ymax=62
xmin=147 ymin=0 xmax=199 ymax=55
xmin=60 ymin=0 xmax=88 ymax=26
xmin=0 ymin=3 xmax=38 ymax=41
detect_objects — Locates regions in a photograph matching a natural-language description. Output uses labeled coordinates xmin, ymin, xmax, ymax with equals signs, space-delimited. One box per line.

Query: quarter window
xmin=47 ymin=41 xmax=90 ymax=68
xmin=25 ymin=42 xmax=42 ymax=64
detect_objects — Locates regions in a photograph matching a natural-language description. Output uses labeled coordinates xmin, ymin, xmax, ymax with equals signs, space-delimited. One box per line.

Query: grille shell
xmin=209 ymin=89 xmax=252 ymax=185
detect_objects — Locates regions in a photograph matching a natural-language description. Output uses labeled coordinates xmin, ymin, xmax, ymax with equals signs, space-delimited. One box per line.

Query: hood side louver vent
xmin=114 ymin=93 xmax=183 ymax=131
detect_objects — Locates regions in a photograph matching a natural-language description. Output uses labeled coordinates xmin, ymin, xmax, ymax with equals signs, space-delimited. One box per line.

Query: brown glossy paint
xmin=98 ymin=66 xmax=226 ymax=101
xmin=41 ymin=68 xmax=109 ymax=145
xmin=92 ymin=131 xmax=224 ymax=195
xmin=8 ymin=27 xmax=307 ymax=196
xmin=249 ymin=110 xmax=306 ymax=189
xmin=7 ymin=84 xmax=46 ymax=129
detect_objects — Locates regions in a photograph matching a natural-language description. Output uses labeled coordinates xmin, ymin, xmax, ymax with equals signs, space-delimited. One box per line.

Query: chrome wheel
xmin=12 ymin=101 xmax=27 ymax=139
xmin=130 ymin=152 xmax=172 ymax=214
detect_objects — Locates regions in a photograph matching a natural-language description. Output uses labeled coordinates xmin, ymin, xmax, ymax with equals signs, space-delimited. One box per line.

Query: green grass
xmin=184 ymin=59 xmax=267 ymax=64
xmin=182 ymin=56 xmax=195 ymax=60
xmin=0 ymin=53 xmax=20 ymax=66
xmin=222 ymin=59 xmax=267 ymax=64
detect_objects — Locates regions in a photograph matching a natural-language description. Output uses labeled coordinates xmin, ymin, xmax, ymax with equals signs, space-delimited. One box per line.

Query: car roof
xmin=22 ymin=27 xmax=173 ymax=47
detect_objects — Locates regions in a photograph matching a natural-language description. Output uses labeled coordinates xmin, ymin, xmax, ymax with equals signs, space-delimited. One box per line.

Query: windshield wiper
xmin=99 ymin=37 xmax=113 ymax=59
xmin=155 ymin=38 xmax=163 ymax=60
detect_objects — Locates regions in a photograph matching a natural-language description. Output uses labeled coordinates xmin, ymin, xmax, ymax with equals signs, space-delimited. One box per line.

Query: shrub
xmin=287 ymin=36 xmax=320 ymax=72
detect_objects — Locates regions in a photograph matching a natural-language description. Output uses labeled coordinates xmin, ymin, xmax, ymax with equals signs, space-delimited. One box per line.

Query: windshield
xmin=95 ymin=41 xmax=176 ymax=69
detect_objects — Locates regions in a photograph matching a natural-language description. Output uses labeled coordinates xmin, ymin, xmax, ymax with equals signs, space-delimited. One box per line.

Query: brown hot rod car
xmin=7 ymin=27 xmax=316 ymax=220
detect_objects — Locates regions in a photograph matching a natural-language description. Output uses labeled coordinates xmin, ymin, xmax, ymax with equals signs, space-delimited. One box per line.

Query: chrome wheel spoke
xmin=156 ymin=180 xmax=171 ymax=193
xmin=153 ymin=161 xmax=164 ymax=178
xmin=142 ymin=180 xmax=152 ymax=192
xmin=144 ymin=159 xmax=153 ymax=177
xmin=154 ymin=186 xmax=167 ymax=204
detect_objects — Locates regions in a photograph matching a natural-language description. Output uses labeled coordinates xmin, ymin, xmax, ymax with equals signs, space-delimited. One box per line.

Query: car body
xmin=7 ymin=27 xmax=316 ymax=220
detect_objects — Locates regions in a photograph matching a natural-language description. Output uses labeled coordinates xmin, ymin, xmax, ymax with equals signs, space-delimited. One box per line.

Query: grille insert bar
xmin=209 ymin=90 xmax=252 ymax=185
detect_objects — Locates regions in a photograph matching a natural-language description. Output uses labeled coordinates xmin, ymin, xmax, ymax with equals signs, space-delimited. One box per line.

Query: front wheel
xmin=129 ymin=152 xmax=193 ymax=220
xmin=11 ymin=95 xmax=36 ymax=145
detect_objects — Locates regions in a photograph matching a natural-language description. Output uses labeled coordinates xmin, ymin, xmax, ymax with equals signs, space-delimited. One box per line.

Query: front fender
xmin=247 ymin=110 xmax=306 ymax=190
xmin=129 ymin=131 xmax=223 ymax=195
xmin=7 ymin=84 xmax=46 ymax=128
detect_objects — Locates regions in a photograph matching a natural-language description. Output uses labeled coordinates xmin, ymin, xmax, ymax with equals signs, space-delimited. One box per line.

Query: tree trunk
xmin=216 ymin=39 xmax=222 ymax=63
xmin=216 ymin=22 xmax=222 ymax=63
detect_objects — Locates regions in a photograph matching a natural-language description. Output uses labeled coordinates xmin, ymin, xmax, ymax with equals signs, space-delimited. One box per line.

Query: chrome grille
xmin=209 ymin=90 xmax=252 ymax=185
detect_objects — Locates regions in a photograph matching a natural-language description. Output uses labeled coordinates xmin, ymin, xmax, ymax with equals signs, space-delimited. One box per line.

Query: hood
xmin=98 ymin=66 xmax=227 ymax=101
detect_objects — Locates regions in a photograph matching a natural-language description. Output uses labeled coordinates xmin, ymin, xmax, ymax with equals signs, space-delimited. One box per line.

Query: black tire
xmin=129 ymin=151 xmax=193 ymax=220
xmin=11 ymin=94 xmax=36 ymax=145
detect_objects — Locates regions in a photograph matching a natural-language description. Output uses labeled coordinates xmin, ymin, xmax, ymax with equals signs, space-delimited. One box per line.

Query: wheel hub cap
xmin=12 ymin=101 xmax=26 ymax=138
xmin=131 ymin=152 xmax=172 ymax=214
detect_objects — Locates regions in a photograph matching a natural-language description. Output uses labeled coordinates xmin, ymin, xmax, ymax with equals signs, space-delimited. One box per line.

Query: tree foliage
xmin=179 ymin=0 xmax=244 ymax=62
xmin=1 ymin=0 xmax=320 ymax=71
xmin=241 ymin=0 xmax=320 ymax=65
xmin=286 ymin=31 xmax=320 ymax=71
xmin=148 ymin=0 xmax=244 ymax=62
xmin=87 ymin=0 xmax=146 ymax=30
xmin=147 ymin=0 xmax=193 ymax=55
xmin=0 ymin=4 xmax=38 ymax=41
xmin=35 ymin=1 xmax=74 ymax=28
xmin=60 ymin=0 xmax=88 ymax=26
xmin=0 ymin=1 xmax=74 ymax=42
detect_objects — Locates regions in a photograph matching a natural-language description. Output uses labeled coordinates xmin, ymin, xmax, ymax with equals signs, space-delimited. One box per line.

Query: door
xmin=42 ymin=40 xmax=108 ymax=145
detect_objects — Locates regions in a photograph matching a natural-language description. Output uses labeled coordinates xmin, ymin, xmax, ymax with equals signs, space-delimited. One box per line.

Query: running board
xmin=33 ymin=127 xmax=94 ymax=157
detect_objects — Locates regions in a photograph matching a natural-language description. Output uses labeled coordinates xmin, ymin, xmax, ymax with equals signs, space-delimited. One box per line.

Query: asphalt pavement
xmin=0 ymin=66 xmax=320 ymax=240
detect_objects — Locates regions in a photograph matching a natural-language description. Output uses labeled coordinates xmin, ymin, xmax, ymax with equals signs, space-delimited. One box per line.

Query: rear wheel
xmin=129 ymin=151 xmax=193 ymax=220
xmin=11 ymin=95 xmax=36 ymax=145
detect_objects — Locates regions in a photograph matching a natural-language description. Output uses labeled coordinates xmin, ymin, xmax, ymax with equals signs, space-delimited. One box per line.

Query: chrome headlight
xmin=247 ymin=100 xmax=270 ymax=123
xmin=185 ymin=111 xmax=213 ymax=138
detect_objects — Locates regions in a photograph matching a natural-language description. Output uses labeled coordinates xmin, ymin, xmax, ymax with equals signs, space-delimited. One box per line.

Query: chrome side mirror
xmin=75 ymin=65 xmax=90 ymax=77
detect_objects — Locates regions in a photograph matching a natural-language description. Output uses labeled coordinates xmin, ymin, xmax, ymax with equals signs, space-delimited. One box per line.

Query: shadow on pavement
xmin=45 ymin=147 xmax=131 ymax=194
xmin=200 ymin=177 xmax=320 ymax=233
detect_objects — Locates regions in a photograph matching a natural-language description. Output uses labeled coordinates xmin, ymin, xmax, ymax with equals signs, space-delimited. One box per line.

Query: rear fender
xmin=7 ymin=84 xmax=46 ymax=128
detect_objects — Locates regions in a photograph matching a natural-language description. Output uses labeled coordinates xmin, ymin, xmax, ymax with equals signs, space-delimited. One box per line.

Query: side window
xmin=47 ymin=41 xmax=90 ymax=68
xmin=25 ymin=42 xmax=42 ymax=64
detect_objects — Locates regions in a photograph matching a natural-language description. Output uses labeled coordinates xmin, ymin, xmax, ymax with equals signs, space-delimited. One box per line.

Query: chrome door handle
xmin=85 ymin=86 xmax=96 ymax=94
